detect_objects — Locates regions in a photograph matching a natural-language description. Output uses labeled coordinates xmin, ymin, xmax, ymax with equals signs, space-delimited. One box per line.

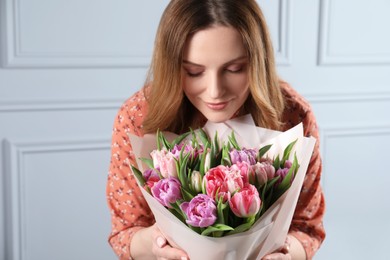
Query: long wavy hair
xmin=142 ymin=0 xmax=284 ymax=134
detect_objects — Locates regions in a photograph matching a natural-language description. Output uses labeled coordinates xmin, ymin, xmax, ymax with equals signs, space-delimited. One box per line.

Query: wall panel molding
xmin=1 ymin=0 xmax=153 ymax=68
xmin=305 ymin=90 xmax=390 ymax=104
xmin=0 ymin=98 xmax=123 ymax=112
xmin=275 ymin=0 xmax=292 ymax=65
xmin=2 ymin=138 xmax=110 ymax=260
xmin=319 ymin=124 xmax=390 ymax=192
xmin=2 ymin=0 xmax=292 ymax=68
xmin=318 ymin=0 xmax=390 ymax=65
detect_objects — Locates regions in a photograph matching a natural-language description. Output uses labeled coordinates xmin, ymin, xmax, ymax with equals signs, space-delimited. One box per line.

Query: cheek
xmin=227 ymin=75 xmax=249 ymax=94
xmin=182 ymin=79 xmax=203 ymax=96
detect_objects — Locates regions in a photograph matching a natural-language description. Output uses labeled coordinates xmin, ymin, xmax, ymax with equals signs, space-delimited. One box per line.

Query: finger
xmin=156 ymin=236 xmax=167 ymax=248
xmin=262 ymin=252 xmax=291 ymax=260
xmin=154 ymin=245 xmax=189 ymax=260
xmin=280 ymin=235 xmax=291 ymax=254
xmin=153 ymin=237 xmax=188 ymax=260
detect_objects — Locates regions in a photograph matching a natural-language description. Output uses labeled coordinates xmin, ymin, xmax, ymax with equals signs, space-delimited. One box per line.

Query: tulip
xmin=275 ymin=167 xmax=291 ymax=186
xmin=229 ymin=184 xmax=261 ymax=218
xmin=190 ymin=170 xmax=203 ymax=193
xmin=225 ymin=166 xmax=245 ymax=194
xmin=180 ymin=194 xmax=217 ymax=227
xmin=231 ymin=161 xmax=254 ymax=184
xmin=151 ymin=177 xmax=182 ymax=208
xmin=150 ymin=149 xmax=178 ymax=178
xmin=229 ymin=148 xmax=257 ymax=165
xmin=204 ymin=150 xmax=211 ymax=173
xmin=142 ymin=168 xmax=160 ymax=189
xmin=203 ymin=166 xmax=230 ymax=202
xmin=284 ymin=160 xmax=293 ymax=169
xmin=252 ymin=162 xmax=275 ymax=186
xmin=171 ymin=143 xmax=202 ymax=161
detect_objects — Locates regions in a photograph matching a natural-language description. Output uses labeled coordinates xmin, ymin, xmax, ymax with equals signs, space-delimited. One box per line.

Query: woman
xmin=107 ymin=0 xmax=325 ymax=259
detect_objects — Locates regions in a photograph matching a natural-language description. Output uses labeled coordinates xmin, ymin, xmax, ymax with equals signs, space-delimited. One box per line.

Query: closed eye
xmin=225 ymin=63 xmax=246 ymax=74
xmin=187 ymin=71 xmax=203 ymax=77
xmin=226 ymin=67 xmax=243 ymax=73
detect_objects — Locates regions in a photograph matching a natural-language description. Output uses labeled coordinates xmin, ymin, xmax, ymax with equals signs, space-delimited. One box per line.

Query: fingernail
xmin=181 ymin=257 xmax=188 ymax=260
xmin=157 ymin=237 xmax=165 ymax=247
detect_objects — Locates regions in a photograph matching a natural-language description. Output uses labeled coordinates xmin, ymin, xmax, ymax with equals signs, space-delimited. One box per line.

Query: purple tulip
xmin=275 ymin=167 xmax=291 ymax=186
xmin=180 ymin=194 xmax=217 ymax=227
xmin=229 ymin=148 xmax=257 ymax=165
xmin=171 ymin=143 xmax=202 ymax=161
xmin=284 ymin=160 xmax=293 ymax=169
xmin=151 ymin=177 xmax=182 ymax=208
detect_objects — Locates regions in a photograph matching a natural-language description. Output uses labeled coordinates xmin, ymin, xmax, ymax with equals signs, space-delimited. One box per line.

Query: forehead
xmin=183 ymin=26 xmax=246 ymax=64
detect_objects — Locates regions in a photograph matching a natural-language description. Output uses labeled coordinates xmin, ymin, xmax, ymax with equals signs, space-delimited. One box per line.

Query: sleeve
xmin=289 ymin=107 xmax=326 ymax=259
xmin=106 ymin=95 xmax=155 ymax=259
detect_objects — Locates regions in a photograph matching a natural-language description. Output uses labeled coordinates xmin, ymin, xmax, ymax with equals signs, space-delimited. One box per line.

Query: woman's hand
xmin=150 ymin=224 xmax=189 ymax=260
xmin=130 ymin=223 xmax=189 ymax=260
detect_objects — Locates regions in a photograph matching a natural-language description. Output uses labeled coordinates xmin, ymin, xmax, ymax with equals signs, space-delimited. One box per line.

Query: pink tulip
xmin=225 ymin=166 xmax=245 ymax=193
xmin=203 ymin=166 xmax=230 ymax=202
xmin=231 ymin=161 xmax=254 ymax=184
xmin=229 ymin=184 xmax=261 ymax=218
xmin=150 ymin=149 xmax=178 ymax=178
xmin=142 ymin=168 xmax=160 ymax=189
xmin=252 ymin=162 xmax=275 ymax=186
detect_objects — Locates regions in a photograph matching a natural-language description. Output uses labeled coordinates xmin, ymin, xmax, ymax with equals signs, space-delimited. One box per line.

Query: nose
xmin=206 ymin=72 xmax=225 ymax=99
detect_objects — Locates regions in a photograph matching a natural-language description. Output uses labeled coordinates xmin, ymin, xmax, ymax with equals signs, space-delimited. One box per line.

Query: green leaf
xmin=278 ymin=167 xmax=294 ymax=191
xmin=171 ymin=132 xmax=190 ymax=147
xmin=178 ymin=153 xmax=190 ymax=189
xmin=226 ymin=216 xmax=255 ymax=235
xmin=273 ymin=155 xmax=280 ymax=169
xmin=228 ymin=131 xmax=240 ymax=150
xmin=258 ymin=144 xmax=272 ymax=159
xmin=292 ymin=152 xmax=300 ymax=173
xmin=199 ymin=142 xmax=210 ymax=175
xmin=169 ymin=201 xmax=187 ymax=224
xmin=139 ymin=158 xmax=154 ymax=169
xmin=281 ymin=139 xmax=298 ymax=166
xmin=181 ymin=187 xmax=195 ymax=201
xmin=216 ymin=197 xmax=228 ymax=225
xmin=159 ymin=130 xmax=171 ymax=150
xmin=197 ymin=128 xmax=210 ymax=146
xmin=131 ymin=166 xmax=146 ymax=187
xmin=201 ymin=224 xmax=234 ymax=236
xmin=213 ymin=132 xmax=220 ymax=153
xmin=221 ymin=145 xmax=231 ymax=166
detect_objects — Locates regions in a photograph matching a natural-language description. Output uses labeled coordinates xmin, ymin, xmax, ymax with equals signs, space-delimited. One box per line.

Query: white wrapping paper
xmin=129 ymin=115 xmax=316 ymax=260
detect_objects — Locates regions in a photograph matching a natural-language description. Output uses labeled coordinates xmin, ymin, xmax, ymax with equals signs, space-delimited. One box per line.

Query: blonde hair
xmin=142 ymin=0 xmax=284 ymax=134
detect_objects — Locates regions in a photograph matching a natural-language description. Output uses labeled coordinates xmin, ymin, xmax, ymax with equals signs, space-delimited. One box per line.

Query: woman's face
xmin=182 ymin=26 xmax=250 ymax=123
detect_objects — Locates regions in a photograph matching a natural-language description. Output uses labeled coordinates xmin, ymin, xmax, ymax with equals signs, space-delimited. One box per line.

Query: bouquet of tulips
xmin=132 ymin=128 xmax=299 ymax=237
xmin=129 ymin=115 xmax=316 ymax=260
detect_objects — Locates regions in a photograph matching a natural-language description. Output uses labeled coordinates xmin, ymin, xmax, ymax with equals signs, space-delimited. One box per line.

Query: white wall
xmin=0 ymin=0 xmax=389 ymax=259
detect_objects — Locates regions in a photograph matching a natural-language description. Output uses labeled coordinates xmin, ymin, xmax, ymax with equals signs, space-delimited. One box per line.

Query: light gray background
xmin=1 ymin=0 xmax=389 ymax=259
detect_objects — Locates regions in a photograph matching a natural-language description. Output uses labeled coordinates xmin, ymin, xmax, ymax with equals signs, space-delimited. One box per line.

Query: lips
xmin=206 ymin=101 xmax=229 ymax=110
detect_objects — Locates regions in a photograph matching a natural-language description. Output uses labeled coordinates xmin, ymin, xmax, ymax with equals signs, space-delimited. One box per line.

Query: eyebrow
xmin=182 ymin=56 xmax=248 ymax=67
